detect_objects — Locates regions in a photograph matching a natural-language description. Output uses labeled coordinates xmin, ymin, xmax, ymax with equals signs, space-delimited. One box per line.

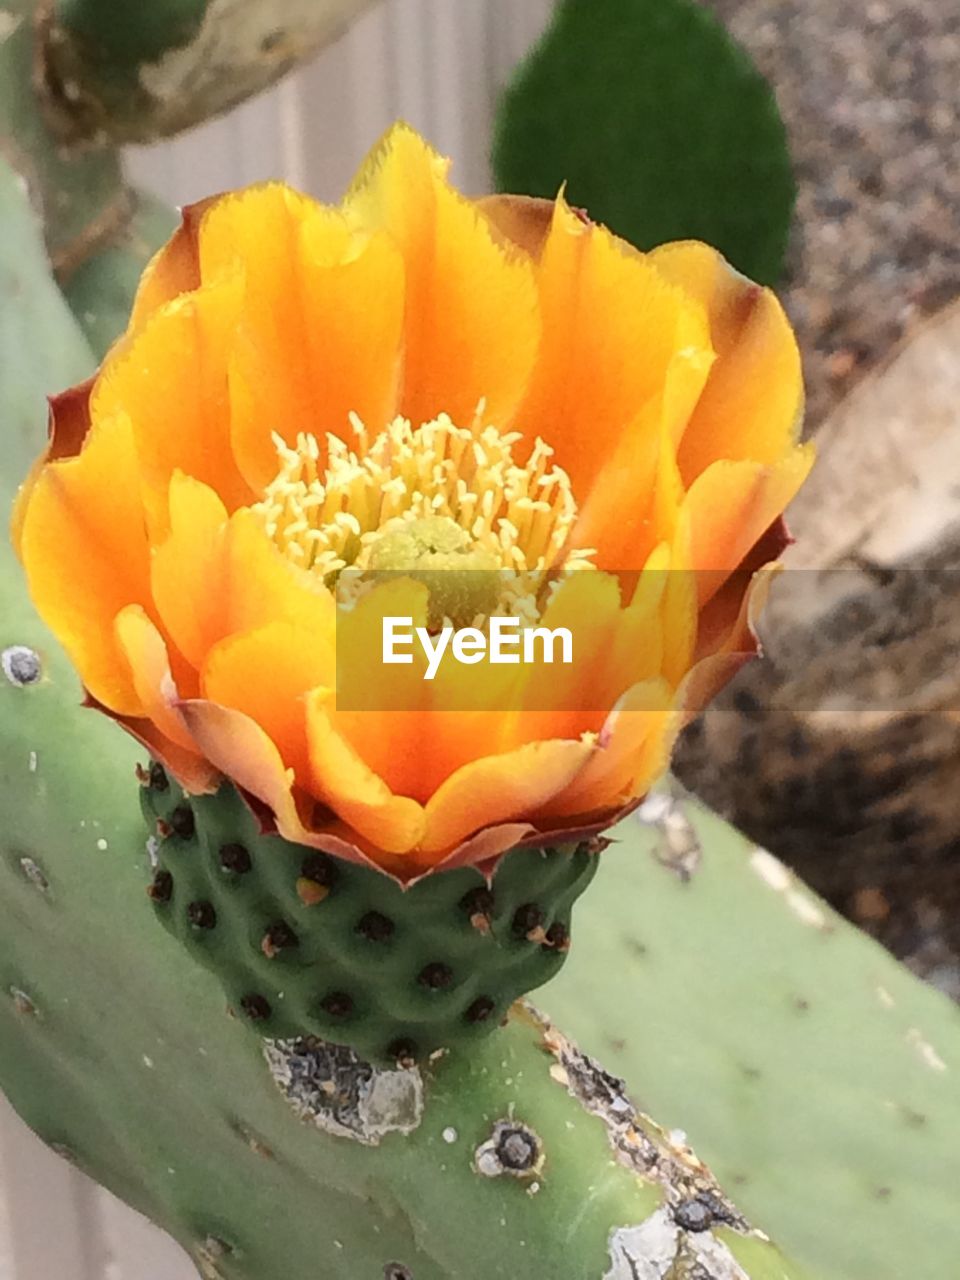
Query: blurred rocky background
xmin=678 ymin=1 xmax=960 ymax=994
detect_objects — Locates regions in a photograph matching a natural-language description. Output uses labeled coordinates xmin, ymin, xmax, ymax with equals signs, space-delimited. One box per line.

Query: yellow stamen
xmin=252 ymin=411 xmax=595 ymax=623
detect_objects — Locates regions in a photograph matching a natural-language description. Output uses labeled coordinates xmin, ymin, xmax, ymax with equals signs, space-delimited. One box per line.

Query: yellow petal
xmin=327 ymin=576 xmax=431 ymax=798
xmin=129 ymin=197 xmax=215 ymax=329
xmin=650 ymin=241 xmax=804 ymax=479
xmin=223 ymin=509 xmax=337 ymax=639
xmin=18 ymin=413 xmax=150 ymax=714
xmin=93 ymin=275 xmax=251 ymax=537
xmin=515 ymin=197 xmax=711 ymax=500
xmin=200 ymin=621 xmax=335 ymax=785
xmin=114 ymin=604 xmax=197 ymax=753
xmin=151 ymin=473 xmax=229 ymax=670
xmin=677 ymin=448 xmax=815 ymax=603
xmin=306 ymin=689 xmax=425 ymax=854
xmin=422 ymin=737 xmax=596 ymax=856
xmin=343 ymin=123 xmax=539 ymax=428
xmin=537 ymin=678 xmax=677 ymax=818
xmin=202 ymin=187 xmax=405 ymax=491
xmin=179 ymin=698 xmax=304 ymax=838
xmin=513 ymin=569 xmax=623 ymax=742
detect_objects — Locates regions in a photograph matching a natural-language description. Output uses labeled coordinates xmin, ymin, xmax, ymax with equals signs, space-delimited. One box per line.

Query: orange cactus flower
xmin=13 ymin=124 xmax=812 ymax=880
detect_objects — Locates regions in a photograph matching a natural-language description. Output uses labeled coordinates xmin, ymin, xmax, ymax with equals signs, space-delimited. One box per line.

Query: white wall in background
xmin=0 ymin=2 xmax=553 ymax=1277
xmin=126 ymin=0 xmax=554 ymax=207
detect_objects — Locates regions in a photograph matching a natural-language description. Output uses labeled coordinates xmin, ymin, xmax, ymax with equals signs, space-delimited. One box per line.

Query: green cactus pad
xmin=141 ymin=771 xmax=598 ymax=1062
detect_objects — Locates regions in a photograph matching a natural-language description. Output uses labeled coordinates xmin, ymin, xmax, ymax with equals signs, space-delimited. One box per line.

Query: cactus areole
xmin=13 ymin=124 xmax=810 ymax=1059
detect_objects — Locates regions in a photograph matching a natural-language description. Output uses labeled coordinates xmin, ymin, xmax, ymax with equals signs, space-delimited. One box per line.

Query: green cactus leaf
xmin=492 ymin=0 xmax=795 ymax=285
xmin=0 ymin=157 xmax=94 ymax=505
xmin=53 ymin=0 xmax=209 ymax=65
xmin=549 ymin=786 xmax=960 ymax=1280
xmin=41 ymin=0 xmax=382 ymax=144
xmin=61 ymin=188 xmax=177 ymax=357
xmin=0 ymin=0 xmax=127 ymax=276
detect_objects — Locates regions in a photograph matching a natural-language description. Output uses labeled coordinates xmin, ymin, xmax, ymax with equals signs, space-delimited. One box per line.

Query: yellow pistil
xmin=252 ymin=411 xmax=595 ymax=625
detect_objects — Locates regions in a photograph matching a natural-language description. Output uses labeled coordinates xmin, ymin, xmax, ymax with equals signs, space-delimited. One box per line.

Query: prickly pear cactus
xmin=41 ymin=0 xmax=380 ymax=143
xmin=0 ymin=147 xmax=805 ymax=1280
xmin=3 ymin=3 xmax=960 ymax=1279
xmin=142 ymin=771 xmax=597 ymax=1061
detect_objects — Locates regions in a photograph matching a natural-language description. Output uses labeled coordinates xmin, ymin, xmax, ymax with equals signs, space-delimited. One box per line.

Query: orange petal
xmin=11 ymin=379 xmax=97 ymax=555
xmin=409 ymin=652 xmax=530 ymax=797
xmin=421 ymin=737 xmax=596 ymax=856
xmin=537 ymin=678 xmax=677 ymax=818
xmin=179 ymin=699 xmax=304 ymax=838
xmin=224 ymin=509 xmax=337 ymax=640
xmin=328 ymin=576 xmax=431 ymax=798
xmin=129 ymin=197 xmax=216 ymax=329
xmin=155 ymin=498 xmax=337 ymax=680
xmin=18 ymin=413 xmax=150 ymax=714
xmin=679 ymin=567 xmax=776 ymax=726
xmin=298 ymin=208 xmax=404 ymax=430
xmin=198 ymin=186 xmax=405 ymax=491
xmin=343 ymin=123 xmax=539 ymax=428
xmin=305 ymin=690 xmax=425 ymax=855
xmin=178 ymin=699 xmax=393 ymax=869
xmin=569 ymin=327 xmax=714 ymax=569
xmin=514 ymin=197 xmax=711 ymax=498
xmin=200 ymin=621 xmax=335 ymax=785
xmin=677 ymin=449 xmax=815 ymax=605
xmin=512 ymin=569 xmax=624 ymax=743
xmin=650 ymin=241 xmax=804 ymax=480
xmin=151 ymin=473 xmax=229 ymax=670
xmin=93 ymin=275 xmax=251 ymax=536
xmin=114 ymin=605 xmax=199 ymax=754
xmin=114 ymin=713 xmax=221 ymax=794
xmin=595 ymin=557 xmax=670 ymax=709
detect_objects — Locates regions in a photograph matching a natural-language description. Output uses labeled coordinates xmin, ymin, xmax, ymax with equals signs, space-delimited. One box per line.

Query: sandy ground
xmin=711 ymin=0 xmax=960 ymax=426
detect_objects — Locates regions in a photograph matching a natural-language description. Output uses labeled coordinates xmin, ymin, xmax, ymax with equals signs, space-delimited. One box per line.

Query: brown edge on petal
xmin=744 ymin=515 xmax=792 ymax=571
xmin=128 ymin=194 xmax=221 ymax=329
xmin=245 ymin=787 xmax=628 ymax=892
xmin=475 ymin=194 xmax=555 ymax=262
xmin=243 ymin=787 xmax=425 ymax=881
xmin=85 ymin=691 xmax=222 ymax=795
xmin=47 ymin=377 xmax=95 ymax=460
xmin=9 ymin=378 xmax=97 ymax=554
xmin=94 ymin=679 xmax=633 ymax=892
xmin=424 ymin=803 xmax=633 ymax=888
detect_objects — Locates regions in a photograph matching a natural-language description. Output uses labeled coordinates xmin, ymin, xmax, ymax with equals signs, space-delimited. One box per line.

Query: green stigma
xmin=362 ymin=515 xmax=501 ymax=630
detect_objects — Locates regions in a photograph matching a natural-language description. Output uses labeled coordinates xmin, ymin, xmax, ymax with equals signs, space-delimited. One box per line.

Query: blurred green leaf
xmin=493 ymin=0 xmax=794 ymax=284
xmin=62 ymin=189 xmax=177 ymax=358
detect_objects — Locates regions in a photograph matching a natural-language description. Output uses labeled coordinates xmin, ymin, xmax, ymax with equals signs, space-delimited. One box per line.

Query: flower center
xmin=252 ymin=412 xmax=594 ymax=626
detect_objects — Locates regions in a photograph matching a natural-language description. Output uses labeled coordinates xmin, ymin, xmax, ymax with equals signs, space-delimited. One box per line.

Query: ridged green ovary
xmin=142 ymin=773 xmax=596 ymax=1063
